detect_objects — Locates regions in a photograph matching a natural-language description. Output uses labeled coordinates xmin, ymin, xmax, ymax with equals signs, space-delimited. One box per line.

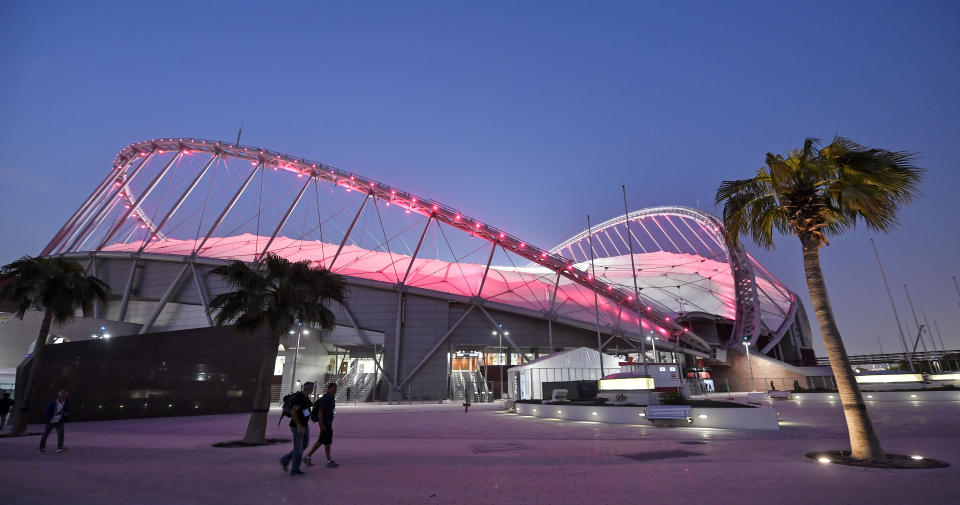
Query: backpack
xmin=278 ymin=392 xmax=300 ymax=426
xmin=310 ymin=398 xmax=321 ymax=423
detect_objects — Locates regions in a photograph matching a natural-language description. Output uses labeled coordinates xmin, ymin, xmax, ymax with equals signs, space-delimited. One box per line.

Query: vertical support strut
xmin=193 ymin=161 xmax=262 ymax=255
xmin=117 ymin=259 xmax=139 ymax=323
xmin=587 ymin=215 xmax=604 ymax=377
xmin=401 ymin=215 xmax=433 ymax=285
xmin=190 ymin=262 xmax=214 ymax=326
xmin=547 ymin=319 xmax=553 ymax=351
xmin=621 ymin=186 xmax=648 ymax=375
xmin=139 ymin=263 xmax=190 ymax=334
xmin=550 ymin=271 xmax=561 ymax=311
xmin=258 ymin=175 xmax=313 ymax=260
xmin=97 ymin=151 xmax=183 ymax=251
xmin=392 ymin=291 xmax=404 ymax=387
xmin=139 ymin=154 xmax=220 ymax=253
xmin=328 ymin=195 xmax=369 ymax=271
xmin=475 ymin=241 xmax=498 ymax=297
xmin=89 ymin=255 xmax=101 ymax=319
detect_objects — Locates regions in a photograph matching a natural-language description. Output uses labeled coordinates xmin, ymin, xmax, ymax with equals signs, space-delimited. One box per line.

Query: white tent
xmin=507 ymin=347 xmax=621 ymax=400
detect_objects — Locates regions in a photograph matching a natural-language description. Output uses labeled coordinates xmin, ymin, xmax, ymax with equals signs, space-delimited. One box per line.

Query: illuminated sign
xmin=930 ymin=373 xmax=960 ymax=381
xmin=598 ymin=377 xmax=655 ymax=391
xmin=854 ymin=373 xmax=923 ymax=384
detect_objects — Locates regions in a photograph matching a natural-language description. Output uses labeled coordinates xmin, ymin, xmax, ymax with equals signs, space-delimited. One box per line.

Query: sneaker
xmin=302 ymin=456 xmax=313 ymax=466
xmin=280 ymin=459 xmax=289 ymax=472
xmin=56 ymin=447 xmax=68 ymax=453
xmin=38 ymin=448 xmax=45 ymax=454
xmin=326 ymin=460 xmax=339 ymax=468
xmin=291 ymin=470 xmax=306 ymax=477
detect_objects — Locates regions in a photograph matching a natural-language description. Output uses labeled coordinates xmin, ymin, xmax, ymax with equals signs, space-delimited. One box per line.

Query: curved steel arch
xmin=43 ymin=138 xmax=711 ymax=353
xmin=550 ymin=205 xmax=763 ymax=348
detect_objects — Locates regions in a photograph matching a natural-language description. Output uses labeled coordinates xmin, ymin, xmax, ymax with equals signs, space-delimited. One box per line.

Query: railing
xmin=688 ymin=376 xmax=838 ymax=394
xmin=816 ymin=350 xmax=960 ymax=367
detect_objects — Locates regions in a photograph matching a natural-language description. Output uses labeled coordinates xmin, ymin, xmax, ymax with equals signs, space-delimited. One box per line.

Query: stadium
xmin=2 ymin=138 xmax=816 ymax=420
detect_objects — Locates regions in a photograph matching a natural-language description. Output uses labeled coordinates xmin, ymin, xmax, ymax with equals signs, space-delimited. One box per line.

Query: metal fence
xmin=688 ymin=376 xmax=837 ymax=394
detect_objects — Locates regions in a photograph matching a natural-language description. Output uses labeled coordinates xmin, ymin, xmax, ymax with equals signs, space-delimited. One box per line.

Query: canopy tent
xmin=507 ymin=347 xmax=621 ymax=400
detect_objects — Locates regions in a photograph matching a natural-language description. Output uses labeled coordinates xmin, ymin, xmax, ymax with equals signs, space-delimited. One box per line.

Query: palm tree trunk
xmin=241 ymin=331 xmax=282 ymax=444
xmin=10 ymin=309 xmax=54 ymax=436
xmin=801 ymin=238 xmax=887 ymax=462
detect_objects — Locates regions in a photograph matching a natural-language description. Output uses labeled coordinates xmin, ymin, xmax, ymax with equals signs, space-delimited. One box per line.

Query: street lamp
xmin=492 ymin=327 xmax=509 ymax=399
xmin=647 ymin=332 xmax=658 ymax=362
xmin=289 ymin=323 xmax=309 ymax=392
xmin=743 ymin=341 xmax=755 ymax=392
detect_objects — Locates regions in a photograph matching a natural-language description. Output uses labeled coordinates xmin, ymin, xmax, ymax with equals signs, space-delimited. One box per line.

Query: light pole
xmin=743 ymin=341 xmax=755 ymax=392
xmin=289 ymin=323 xmax=308 ymax=392
xmin=492 ymin=327 xmax=508 ymax=399
xmin=647 ymin=333 xmax=658 ymax=362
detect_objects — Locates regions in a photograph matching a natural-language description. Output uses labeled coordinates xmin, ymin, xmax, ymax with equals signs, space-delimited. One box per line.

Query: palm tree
xmin=0 ymin=256 xmax=110 ymax=435
xmin=716 ymin=136 xmax=923 ymax=462
xmin=209 ymin=253 xmax=346 ymax=445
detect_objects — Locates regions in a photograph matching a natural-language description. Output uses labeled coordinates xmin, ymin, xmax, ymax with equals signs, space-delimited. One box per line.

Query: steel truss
xmin=45 ymin=138 xmax=710 ymax=358
xmin=549 ymin=205 xmax=794 ymax=348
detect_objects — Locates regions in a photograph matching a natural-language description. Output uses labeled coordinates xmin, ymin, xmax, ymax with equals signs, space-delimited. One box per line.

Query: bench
xmin=768 ymin=390 xmax=792 ymax=400
xmin=644 ymin=405 xmax=692 ymax=423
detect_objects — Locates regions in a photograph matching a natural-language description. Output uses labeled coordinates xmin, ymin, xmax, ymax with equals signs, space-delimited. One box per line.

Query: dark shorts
xmin=318 ymin=427 xmax=333 ymax=445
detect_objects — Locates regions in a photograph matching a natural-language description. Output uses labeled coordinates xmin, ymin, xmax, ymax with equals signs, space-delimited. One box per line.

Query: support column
xmin=190 ymin=262 xmax=214 ymax=326
xmin=117 ymin=258 xmax=139 ymax=322
xmin=139 ymin=264 xmax=190 ymax=334
xmin=392 ymin=292 xmax=404 ymax=387
xmin=328 ymin=195 xmax=369 ymax=270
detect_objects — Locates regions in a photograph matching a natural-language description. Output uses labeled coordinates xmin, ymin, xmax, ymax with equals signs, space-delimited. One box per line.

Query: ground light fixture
xmin=818 ymin=457 xmax=832 ymax=464
xmin=912 ymin=455 xmax=924 ymax=460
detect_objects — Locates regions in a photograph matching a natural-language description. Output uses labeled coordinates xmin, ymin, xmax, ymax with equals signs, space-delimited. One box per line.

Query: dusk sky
xmin=1 ymin=1 xmax=958 ymax=356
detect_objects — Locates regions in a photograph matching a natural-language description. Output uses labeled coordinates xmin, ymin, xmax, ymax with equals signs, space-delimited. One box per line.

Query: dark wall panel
xmin=24 ymin=326 xmax=265 ymax=423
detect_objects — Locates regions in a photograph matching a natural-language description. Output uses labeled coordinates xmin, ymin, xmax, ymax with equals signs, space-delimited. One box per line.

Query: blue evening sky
xmin=1 ymin=1 xmax=958 ymax=356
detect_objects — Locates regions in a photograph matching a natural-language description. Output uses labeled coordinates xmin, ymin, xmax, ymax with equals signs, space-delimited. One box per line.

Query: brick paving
xmin=1 ymin=399 xmax=958 ymax=504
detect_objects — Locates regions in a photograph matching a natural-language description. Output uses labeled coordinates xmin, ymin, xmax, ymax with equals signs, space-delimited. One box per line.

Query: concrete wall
xmin=708 ymin=348 xmax=834 ymax=392
xmin=514 ymin=402 xmax=780 ymax=430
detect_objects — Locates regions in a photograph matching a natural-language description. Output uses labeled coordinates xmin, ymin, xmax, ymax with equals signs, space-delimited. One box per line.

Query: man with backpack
xmin=303 ymin=382 xmax=337 ymax=468
xmin=279 ymin=382 xmax=314 ymax=476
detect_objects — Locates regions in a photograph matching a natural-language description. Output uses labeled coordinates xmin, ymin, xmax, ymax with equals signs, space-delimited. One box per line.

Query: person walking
xmin=280 ymin=382 xmax=314 ymax=476
xmin=38 ymin=390 xmax=69 ymax=454
xmin=304 ymin=382 xmax=338 ymax=468
xmin=0 ymin=392 xmax=14 ymax=431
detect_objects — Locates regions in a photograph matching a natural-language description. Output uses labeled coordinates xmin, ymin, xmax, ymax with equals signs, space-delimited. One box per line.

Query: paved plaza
xmin=1 ymin=398 xmax=959 ymax=505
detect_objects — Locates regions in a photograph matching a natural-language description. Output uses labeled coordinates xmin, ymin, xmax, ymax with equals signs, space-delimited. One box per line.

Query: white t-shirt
xmin=51 ymin=400 xmax=65 ymax=423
